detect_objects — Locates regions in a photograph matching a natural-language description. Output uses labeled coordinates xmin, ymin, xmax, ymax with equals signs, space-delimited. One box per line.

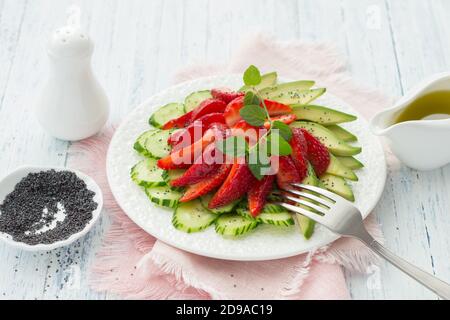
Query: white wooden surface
xmin=0 ymin=0 xmax=449 ymax=300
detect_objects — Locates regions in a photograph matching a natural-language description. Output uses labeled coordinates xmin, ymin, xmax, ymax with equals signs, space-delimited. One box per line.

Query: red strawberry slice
xmin=157 ymin=128 xmax=217 ymax=170
xmin=168 ymin=113 xmax=226 ymax=150
xmin=168 ymin=122 xmax=205 ymax=151
xmin=264 ymin=114 xmax=297 ymax=129
xmin=225 ymin=97 xmax=293 ymax=127
xmin=170 ymin=144 xmax=224 ymax=187
xmin=301 ymin=129 xmax=330 ymax=177
xmin=162 ymin=110 xmax=193 ymax=130
xmin=276 ymin=156 xmax=302 ymax=190
xmin=248 ymin=175 xmax=276 ymax=217
xmin=191 ymin=99 xmax=227 ymax=121
xmin=180 ymin=164 xmax=232 ymax=202
xmin=224 ymin=96 xmax=245 ymax=127
xmin=289 ymin=128 xmax=308 ymax=181
xmin=263 ymin=99 xmax=292 ymax=115
xmin=209 ymin=162 xmax=256 ymax=209
xmin=211 ymin=88 xmax=244 ymax=104
xmin=231 ymin=120 xmax=267 ymax=147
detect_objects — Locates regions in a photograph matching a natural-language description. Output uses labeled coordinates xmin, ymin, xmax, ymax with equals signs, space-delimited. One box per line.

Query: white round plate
xmin=107 ymin=75 xmax=386 ymax=261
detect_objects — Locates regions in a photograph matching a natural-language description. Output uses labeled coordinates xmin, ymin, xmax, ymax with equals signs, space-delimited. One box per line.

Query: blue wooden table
xmin=0 ymin=0 xmax=449 ymax=299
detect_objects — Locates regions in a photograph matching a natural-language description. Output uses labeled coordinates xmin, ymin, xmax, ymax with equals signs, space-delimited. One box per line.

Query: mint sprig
xmin=218 ymin=65 xmax=293 ymax=180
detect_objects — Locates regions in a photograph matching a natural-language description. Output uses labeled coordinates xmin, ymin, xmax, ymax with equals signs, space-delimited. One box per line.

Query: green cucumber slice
xmin=145 ymin=186 xmax=182 ymax=208
xmin=149 ymin=103 xmax=185 ymax=128
xmin=326 ymin=125 xmax=357 ymax=142
xmin=131 ymin=158 xmax=166 ymax=187
xmin=162 ymin=169 xmax=186 ymax=185
xmin=326 ymin=154 xmax=358 ymax=181
xmin=184 ymin=90 xmax=212 ymax=113
xmin=200 ymin=193 xmax=240 ymax=214
xmin=240 ymin=72 xmax=278 ymax=92
xmin=133 ymin=130 xmax=157 ymax=156
xmin=292 ymin=105 xmax=357 ymax=125
xmin=290 ymin=121 xmax=361 ymax=156
xmin=320 ymin=174 xmax=355 ymax=202
xmin=172 ymin=199 xmax=218 ymax=233
xmin=215 ymin=213 xmax=258 ymax=237
xmin=141 ymin=129 xmax=172 ymax=159
xmin=336 ymin=156 xmax=364 ymax=170
xmin=236 ymin=204 xmax=295 ymax=227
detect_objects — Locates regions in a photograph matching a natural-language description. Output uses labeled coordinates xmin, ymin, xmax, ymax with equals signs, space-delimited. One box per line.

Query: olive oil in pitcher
xmin=395 ymin=91 xmax=450 ymax=123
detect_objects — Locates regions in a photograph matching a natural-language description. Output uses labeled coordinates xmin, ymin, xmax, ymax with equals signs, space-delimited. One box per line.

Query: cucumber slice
xmin=336 ymin=156 xmax=364 ymax=170
xmin=145 ymin=186 xmax=182 ymax=208
xmin=215 ymin=213 xmax=258 ymax=237
xmin=326 ymin=154 xmax=358 ymax=181
xmin=236 ymin=204 xmax=295 ymax=227
xmin=291 ymin=105 xmax=357 ymax=125
xmin=290 ymin=121 xmax=361 ymax=156
xmin=200 ymin=193 xmax=240 ymax=214
xmin=240 ymin=72 xmax=278 ymax=92
xmin=162 ymin=169 xmax=186 ymax=185
xmin=320 ymin=174 xmax=355 ymax=202
xmin=184 ymin=90 xmax=212 ymax=113
xmin=149 ymin=103 xmax=185 ymax=128
xmin=263 ymin=87 xmax=325 ymax=105
xmin=326 ymin=125 xmax=357 ymax=142
xmin=133 ymin=130 xmax=157 ymax=156
xmin=141 ymin=129 xmax=172 ymax=159
xmin=172 ymin=199 xmax=218 ymax=233
xmin=131 ymin=158 xmax=166 ymax=187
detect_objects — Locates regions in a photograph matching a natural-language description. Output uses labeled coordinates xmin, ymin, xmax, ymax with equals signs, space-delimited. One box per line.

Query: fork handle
xmin=367 ymin=240 xmax=450 ymax=299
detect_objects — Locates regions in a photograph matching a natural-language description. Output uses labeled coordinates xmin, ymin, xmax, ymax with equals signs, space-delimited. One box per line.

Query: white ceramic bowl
xmin=0 ymin=166 xmax=103 ymax=251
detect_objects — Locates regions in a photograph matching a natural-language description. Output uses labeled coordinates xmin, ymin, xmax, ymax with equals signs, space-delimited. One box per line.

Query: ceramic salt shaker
xmin=36 ymin=8 xmax=109 ymax=141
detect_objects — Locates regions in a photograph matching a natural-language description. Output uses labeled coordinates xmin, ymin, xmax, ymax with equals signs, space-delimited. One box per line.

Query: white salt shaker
xmin=36 ymin=7 xmax=109 ymax=141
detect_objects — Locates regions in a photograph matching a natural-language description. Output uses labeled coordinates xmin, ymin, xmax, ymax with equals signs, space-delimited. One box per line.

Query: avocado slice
xmin=319 ymin=174 xmax=355 ymax=202
xmin=292 ymin=105 xmax=357 ymax=125
xmin=290 ymin=121 xmax=362 ymax=156
xmin=326 ymin=125 xmax=357 ymax=142
xmin=336 ymin=156 xmax=364 ymax=170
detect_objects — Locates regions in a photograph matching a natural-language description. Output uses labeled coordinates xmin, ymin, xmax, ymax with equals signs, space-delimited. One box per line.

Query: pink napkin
xmin=69 ymin=35 xmax=393 ymax=300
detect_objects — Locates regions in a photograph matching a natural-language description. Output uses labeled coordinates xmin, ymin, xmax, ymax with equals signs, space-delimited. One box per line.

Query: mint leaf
xmin=240 ymin=105 xmax=266 ymax=126
xmin=243 ymin=65 xmax=262 ymax=86
xmin=268 ymin=132 xmax=292 ymax=156
xmin=244 ymin=91 xmax=260 ymax=106
xmin=216 ymin=136 xmax=248 ymax=158
xmin=272 ymin=121 xmax=293 ymax=141
xmin=248 ymin=163 xmax=264 ymax=180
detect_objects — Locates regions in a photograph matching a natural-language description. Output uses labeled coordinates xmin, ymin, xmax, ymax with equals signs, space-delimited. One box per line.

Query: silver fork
xmin=276 ymin=183 xmax=450 ymax=300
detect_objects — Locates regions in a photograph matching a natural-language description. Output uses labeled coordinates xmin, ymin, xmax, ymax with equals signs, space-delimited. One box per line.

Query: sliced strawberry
xmin=157 ymin=128 xmax=217 ymax=170
xmin=168 ymin=122 xmax=205 ymax=151
xmin=170 ymin=144 xmax=223 ymax=187
xmin=289 ymin=128 xmax=308 ymax=181
xmin=276 ymin=156 xmax=301 ymax=190
xmin=209 ymin=162 xmax=256 ymax=209
xmin=162 ymin=110 xmax=193 ymax=130
xmin=263 ymin=99 xmax=292 ymax=115
xmin=191 ymin=99 xmax=227 ymax=121
xmin=224 ymin=96 xmax=245 ymax=127
xmin=180 ymin=164 xmax=232 ymax=202
xmin=211 ymin=88 xmax=244 ymax=104
xmin=301 ymin=128 xmax=330 ymax=176
xmin=248 ymin=175 xmax=276 ymax=217
xmin=231 ymin=120 xmax=267 ymax=147
xmin=264 ymin=114 xmax=297 ymax=129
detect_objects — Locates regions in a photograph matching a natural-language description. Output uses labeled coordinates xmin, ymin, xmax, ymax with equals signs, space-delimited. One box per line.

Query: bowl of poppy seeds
xmin=0 ymin=166 xmax=103 ymax=251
